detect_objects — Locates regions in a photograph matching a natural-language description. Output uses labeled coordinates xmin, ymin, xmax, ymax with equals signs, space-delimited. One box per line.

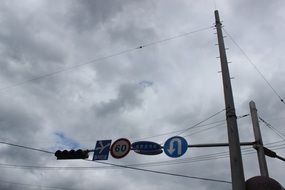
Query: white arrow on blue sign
xmin=163 ymin=136 xmax=188 ymax=158
xmin=93 ymin=140 xmax=112 ymax=160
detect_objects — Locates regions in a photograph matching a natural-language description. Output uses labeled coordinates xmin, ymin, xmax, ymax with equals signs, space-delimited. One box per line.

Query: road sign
xmin=132 ymin=141 xmax=161 ymax=151
xmin=110 ymin=138 xmax=131 ymax=159
xmin=93 ymin=140 xmax=112 ymax=160
xmin=134 ymin=149 xmax=163 ymax=155
xmin=163 ymin=136 xmax=188 ymax=158
xmin=132 ymin=141 xmax=162 ymax=155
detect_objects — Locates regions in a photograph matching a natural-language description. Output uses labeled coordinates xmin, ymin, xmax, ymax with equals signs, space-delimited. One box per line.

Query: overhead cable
xmin=0 ymin=141 xmax=53 ymax=154
xmin=176 ymin=108 xmax=225 ymax=136
xmin=259 ymin=117 xmax=285 ymax=141
xmin=223 ymin=28 xmax=285 ymax=105
xmin=0 ymin=178 xmax=78 ymax=190
xmin=0 ymin=141 xmax=284 ymax=171
xmin=93 ymin=160 xmax=231 ymax=184
xmin=137 ymin=26 xmax=214 ymax=48
xmin=1 ymin=144 xmax=284 ymax=171
xmin=133 ymin=119 xmax=226 ymax=141
xmin=0 ymin=26 xmax=213 ymax=93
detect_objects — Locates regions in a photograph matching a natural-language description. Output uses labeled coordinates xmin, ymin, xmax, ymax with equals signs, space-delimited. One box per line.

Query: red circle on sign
xmin=110 ymin=138 xmax=131 ymax=159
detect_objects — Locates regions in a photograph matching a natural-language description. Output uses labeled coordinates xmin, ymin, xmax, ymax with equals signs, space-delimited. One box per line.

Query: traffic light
xmin=55 ymin=149 xmax=89 ymax=160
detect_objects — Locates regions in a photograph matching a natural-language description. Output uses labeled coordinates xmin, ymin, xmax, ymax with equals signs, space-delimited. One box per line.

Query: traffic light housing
xmin=55 ymin=149 xmax=89 ymax=160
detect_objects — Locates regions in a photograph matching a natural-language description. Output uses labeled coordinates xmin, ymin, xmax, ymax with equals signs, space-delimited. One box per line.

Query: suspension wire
xmin=259 ymin=117 xmax=285 ymax=141
xmin=93 ymin=160 xmax=231 ymax=184
xmin=137 ymin=26 xmax=214 ymax=48
xmin=266 ymin=140 xmax=285 ymax=146
xmin=0 ymin=141 xmax=284 ymax=170
xmin=1 ymin=143 xmax=284 ymax=171
xmin=1 ymin=116 xmax=283 ymax=173
xmin=0 ymin=113 xmax=249 ymax=156
xmin=0 ymin=48 xmax=137 ymax=93
xmin=183 ymin=123 xmax=226 ymax=138
xmin=176 ymin=108 xmax=226 ymax=136
xmin=182 ymin=113 xmax=249 ymax=137
xmin=222 ymin=28 xmax=285 ymax=105
xmin=0 ymin=178 xmax=78 ymax=190
xmin=0 ymin=112 xmax=247 ymax=151
xmin=0 ymin=141 xmax=54 ymax=154
xmin=0 ymin=26 xmax=213 ymax=93
xmin=133 ymin=119 xmax=226 ymax=141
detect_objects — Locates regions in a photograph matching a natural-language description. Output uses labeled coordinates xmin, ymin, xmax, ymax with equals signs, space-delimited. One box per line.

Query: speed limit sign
xmin=110 ymin=138 xmax=131 ymax=159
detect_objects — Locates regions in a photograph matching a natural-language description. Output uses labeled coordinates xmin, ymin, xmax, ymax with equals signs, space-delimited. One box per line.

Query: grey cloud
xmin=66 ymin=0 xmax=126 ymax=32
xmin=66 ymin=0 xmax=156 ymax=33
xmin=0 ymin=0 xmax=284 ymax=189
xmin=0 ymin=5 xmax=65 ymax=84
xmin=107 ymin=21 xmax=157 ymax=46
xmin=0 ymin=103 xmax=41 ymax=143
xmin=94 ymin=83 xmax=145 ymax=117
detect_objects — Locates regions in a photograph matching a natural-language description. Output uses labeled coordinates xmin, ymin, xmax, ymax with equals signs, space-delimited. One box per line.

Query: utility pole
xmin=249 ymin=101 xmax=269 ymax=177
xmin=214 ymin=10 xmax=246 ymax=190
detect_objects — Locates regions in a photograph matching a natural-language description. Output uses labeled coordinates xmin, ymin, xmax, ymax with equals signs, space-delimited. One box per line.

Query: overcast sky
xmin=0 ymin=0 xmax=284 ymax=189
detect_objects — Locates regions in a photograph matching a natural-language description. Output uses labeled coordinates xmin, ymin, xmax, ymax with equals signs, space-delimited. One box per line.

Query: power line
xmin=0 ymin=141 xmax=284 ymax=171
xmin=101 ymin=142 xmax=284 ymax=168
xmin=129 ymin=111 xmax=247 ymax=143
xmin=137 ymin=26 xmax=214 ymax=48
xmin=176 ymin=108 xmax=225 ymax=136
xmin=0 ymin=113 xmax=249 ymax=159
xmin=0 ymin=48 xmax=137 ymax=93
xmin=125 ymin=143 xmax=285 ymax=168
xmin=222 ymin=28 xmax=285 ymax=105
xmin=183 ymin=123 xmax=226 ymax=137
xmin=0 ymin=26 xmax=213 ymax=93
xmin=133 ymin=119 xmax=226 ymax=141
xmin=1 ymin=122 xmax=283 ymax=172
xmin=0 ymin=156 xmax=232 ymax=184
xmin=1 ymin=144 xmax=284 ymax=171
xmin=93 ymin=160 xmax=232 ymax=184
xmin=259 ymin=117 xmax=285 ymax=141
xmin=0 ymin=141 xmax=54 ymax=154
xmin=268 ymin=140 xmax=285 ymax=146
xmin=0 ymin=112 xmax=246 ymax=148
xmin=182 ymin=114 xmax=249 ymax=137
xmin=0 ymin=178 xmax=78 ymax=190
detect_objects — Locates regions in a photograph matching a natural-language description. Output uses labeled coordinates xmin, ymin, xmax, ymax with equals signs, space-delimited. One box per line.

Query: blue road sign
xmin=134 ymin=149 xmax=163 ymax=155
xmin=132 ymin=141 xmax=162 ymax=155
xmin=93 ymin=140 xmax=112 ymax=160
xmin=132 ymin=141 xmax=161 ymax=151
xmin=163 ymin=136 xmax=188 ymax=158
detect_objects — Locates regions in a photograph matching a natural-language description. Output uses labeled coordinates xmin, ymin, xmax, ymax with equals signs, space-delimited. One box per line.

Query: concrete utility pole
xmin=214 ymin=10 xmax=246 ymax=190
xmin=249 ymin=101 xmax=269 ymax=177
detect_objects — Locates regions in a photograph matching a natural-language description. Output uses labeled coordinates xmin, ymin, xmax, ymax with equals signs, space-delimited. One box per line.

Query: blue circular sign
xmin=163 ymin=136 xmax=188 ymax=158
